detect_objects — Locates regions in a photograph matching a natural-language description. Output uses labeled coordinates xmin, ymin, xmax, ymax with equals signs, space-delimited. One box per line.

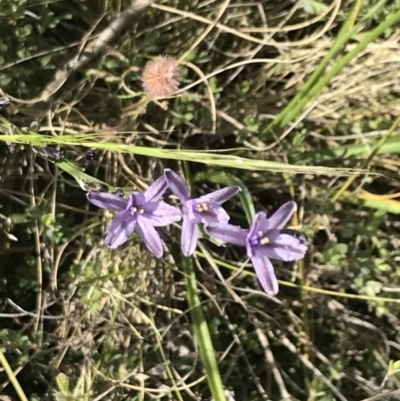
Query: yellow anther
xmin=261 ymin=237 xmax=270 ymax=245
xmin=258 ymin=230 xmax=264 ymax=237
xmin=139 ymin=208 xmax=145 ymax=214
xmin=202 ymin=202 xmax=209 ymax=211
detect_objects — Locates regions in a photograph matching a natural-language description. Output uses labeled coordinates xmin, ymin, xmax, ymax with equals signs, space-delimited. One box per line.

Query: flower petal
xmin=142 ymin=202 xmax=182 ymax=226
xmin=105 ymin=210 xmax=137 ymax=249
xmin=268 ymin=201 xmax=297 ymax=229
xmin=204 ymin=223 xmax=247 ymax=246
xmin=248 ymin=211 xmax=269 ymax=242
xmin=143 ymin=175 xmax=168 ymax=202
xmin=128 ymin=192 xmax=145 ymax=208
xmin=194 ymin=204 xmax=231 ymax=225
xmin=164 ymin=169 xmax=190 ymax=202
xmin=251 ymin=255 xmax=279 ymax=296
xmin=200 ymin=186 xmax=241 ymax=205
xmin=136 ymin=217 xmax=164 ymax=258
xmin=87 ymin=191 xmax=127 ymax=211
xmin=210 ymin=206 xmax=230 ymax=223
xmin=181 ymin=207 xmax=198 ymax=256
xmin=260 ymin=233 xmax=308 ymax=261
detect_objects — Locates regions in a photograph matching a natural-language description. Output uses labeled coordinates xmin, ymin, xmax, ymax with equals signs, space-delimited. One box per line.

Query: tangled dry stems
xmin=2 ymin=0 xmax=400 ymax=400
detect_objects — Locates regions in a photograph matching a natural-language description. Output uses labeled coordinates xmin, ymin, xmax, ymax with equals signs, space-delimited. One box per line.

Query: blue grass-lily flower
xmin=205 ymin=201 xmax=308 ymax=296
xmin=164 ymin=169 xmax=241 ymax=257
xmin=87 ymin=175 xmax=181 ymax=258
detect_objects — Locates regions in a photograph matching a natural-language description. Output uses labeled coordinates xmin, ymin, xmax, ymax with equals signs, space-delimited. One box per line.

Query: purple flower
xmin=205 ymin=201 xmax=308 ymax=296
xmin=164 ymin=169 xmax=241 ymax=256
xmin=87 ymin=175 xmax=181 ymax=258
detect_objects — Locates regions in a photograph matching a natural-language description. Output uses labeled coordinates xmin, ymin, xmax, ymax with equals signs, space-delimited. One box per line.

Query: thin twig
xmin=255 ymin=325 xmax=291 ymax=400
xmin=6 ymin=299 xmax=65 ymax=320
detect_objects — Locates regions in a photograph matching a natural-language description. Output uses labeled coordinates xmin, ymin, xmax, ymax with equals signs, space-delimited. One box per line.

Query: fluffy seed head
xmin=142 ymin=56 xmax=180 ymax=99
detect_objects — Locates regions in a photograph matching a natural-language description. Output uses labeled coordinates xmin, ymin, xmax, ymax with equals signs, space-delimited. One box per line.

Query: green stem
xmin=182 ymin=256 xmax=227 ymax=401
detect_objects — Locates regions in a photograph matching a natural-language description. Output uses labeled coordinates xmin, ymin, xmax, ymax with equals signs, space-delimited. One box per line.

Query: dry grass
xmin=1 ymin=1 xmax=400 ymax=400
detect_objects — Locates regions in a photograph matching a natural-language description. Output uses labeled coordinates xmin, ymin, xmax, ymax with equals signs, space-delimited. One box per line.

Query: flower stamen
xmin=196 ymin=202 xmax=209 ymax=213
xmin=261 ymin=237 xmax=270 ymax=245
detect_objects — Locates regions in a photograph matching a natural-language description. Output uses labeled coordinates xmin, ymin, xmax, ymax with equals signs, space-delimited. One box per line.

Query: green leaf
xmin=56 ymin=373 xmax=70 ymax=394
xmin=334 ymin=243 xmax=348 ymax=255
xmin=365 ymin=280 xmax=383 ymax=296
xmin=392 ymin=360 xmax=400 ymax=379
xmin=302 ymin=0 xmax=328 ymax=14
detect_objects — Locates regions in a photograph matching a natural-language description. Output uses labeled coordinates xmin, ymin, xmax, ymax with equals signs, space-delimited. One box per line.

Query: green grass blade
xmin=56 ymin=160 xmax=118 ymax=192
xmin=265 ymin=0 xmax=365 ymax=135
xmin=0 ymin=133 xmax=369 ymax=176
xmin=0 ymin=348 xmax=29 ymax=401
xmin=352 ymin=194 xmax=400 ymax=214
xmin=298 ymin=10 xmax=400 ymax=123
xmin=290 ymin=136 xmax=400 ymax=164
xmin=265 ymin=0 xmax=395 ymax=137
